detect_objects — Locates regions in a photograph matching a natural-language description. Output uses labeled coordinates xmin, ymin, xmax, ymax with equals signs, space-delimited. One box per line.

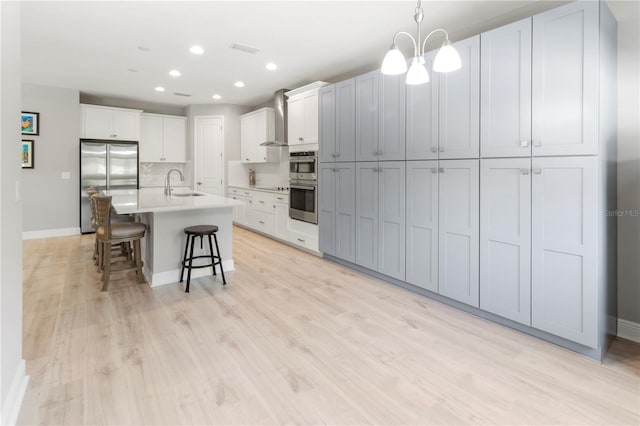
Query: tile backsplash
xmin=140 ymin=162 xmax=191 ymax=187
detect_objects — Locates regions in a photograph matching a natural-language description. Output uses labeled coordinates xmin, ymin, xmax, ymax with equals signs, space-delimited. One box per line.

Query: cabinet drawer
xmin=289 ymin=231 xmax=319 ymax=251
xmin=274 ymin=194 xmax=289 ymax=204
xmin=253 ymin=192 xmax=276 ymax=213
xmin=249 ymin=210 xmax=275 ymax=234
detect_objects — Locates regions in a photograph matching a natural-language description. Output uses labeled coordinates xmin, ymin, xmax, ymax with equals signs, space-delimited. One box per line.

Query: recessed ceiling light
xmin=234 ymin=81 xmax=245 ymax=88
xmin=169 ymin=70 xmax=181 ymax=77
xmin=189 ymin=46 xmax=204 ymax=55
xmin=154 ymin=86 xmax=165 ymax=92
xmin=212 ymin=94 xmax=222 ymax=100
xmin=266 ymin=62 xmax=278 ymax=71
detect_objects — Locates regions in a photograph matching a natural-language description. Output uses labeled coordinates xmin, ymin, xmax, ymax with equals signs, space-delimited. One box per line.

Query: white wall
xmin=609 ymin=0 xmax=640 ymax=324
xmin=21 ymin=84 xmax=80 ymax=234
xmin=0 ymin=2 xmax=27 ymax=424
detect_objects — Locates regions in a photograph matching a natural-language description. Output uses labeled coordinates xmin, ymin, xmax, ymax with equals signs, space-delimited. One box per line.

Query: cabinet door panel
xmin=303 ymin=92 xmax=319 ymax=144
xmin=439 ymin=36 xmax=480 ymax=159
xmin=112 ymin=110 xmax=139 ymax=141
xmin=319 ymin=86 xmax=336 ymax=163
xmin=355 ymin=71 xmax=379 ymax=161
xmin=335 ymin=79 xmax=356 ymax=162
xmin=379 ymin=75 xmax=406 ymax=161
xmin=480 ymin=158 xmax=531 ymax=325
xmin=532 ymin=1 xmax=598 ymax=156
xmin=406 ymin=160 xmax=439 ymax=292
xmin=439 ymin=159 xmax=479 ymax=307
xmin=406 ymin=52 xmax=438 ymax=160
xmin=83 ymin=107 xmax=113 ymax=139
xmin=531 ymin=156 xmax=598 ymax=347
xmin=162 ymin=117 xmax=187 ymax=162
xmin=288 ymin=97 xmax=305 ymax=145
xmin=139 ymin=115 xmax=163 ymax=162
xmin=274 ymin=203 xmax=291 ymax=242
xmin=378 ymin=162 xmax=406 ymax=280
xmin=240 ymin=116 xmax=255 ymax=162
xmin=355 ymin=162 xmax=379 ymax=270
xmin=319 ymin=164 xmax=336 ymax=256
xmin=335 ymin=163 xmax=356 ymax=263
xmin=481 ymin=18 xmax=532 ymax=158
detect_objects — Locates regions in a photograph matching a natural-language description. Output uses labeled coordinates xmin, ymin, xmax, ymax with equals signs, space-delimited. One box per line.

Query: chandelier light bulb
xmin=381 ymin=45 xmax=408 ymax=75
xmin=433 ymin=39 xmax=462 ymax=72
xmin=405 ymin=57 xmax=430 ymax=85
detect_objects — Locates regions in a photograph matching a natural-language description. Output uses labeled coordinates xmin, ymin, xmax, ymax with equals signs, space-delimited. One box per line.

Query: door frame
xmin=193 ymin=115 xmax=225 ymax=194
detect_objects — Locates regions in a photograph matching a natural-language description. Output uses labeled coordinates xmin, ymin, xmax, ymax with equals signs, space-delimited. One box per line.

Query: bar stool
xmin=180 ymin=225 xmax=226 ymax=292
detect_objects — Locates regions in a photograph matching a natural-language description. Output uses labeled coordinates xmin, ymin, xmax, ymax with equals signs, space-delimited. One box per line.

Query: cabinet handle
xmin=438 ymin=168 xmax=444 ymax=173
xmin=197 ymin=181 xmax=202 ymax=185
xmin=439 ymin=147 xmax=445 ymax=152
xmin=298 ymin=137 xmax=304 ymax=141
xmin=533 ymin=141 xmax=542 ymax=147
xmin=331 ymin=153 xmax=336 ymax=158
xmin=520 ymin=168 xmax=529 ymax=175
xmin=277 ymin=197 xmax=284 ymax=200
xmin=244 ymin=192 xmax=249 ymax=195
xmin=297 ymin=238 xmax=305 ymax=243
xmin=430 ymin=147 xmax=438 ymax=153
xmin=521 ymin=140 xmax=530 ymax=148
xmin=431 ymin=168 xmax=437 ymax=173
xmin=111 ymin=134 xmax=117 ymax=138
xmin=372 ymin=168 xmax=378 ymax=173
xmin=533 ymin=168 xmax=542 ymax=174
xmin=333 ymin=168 xmax=338 ymax=172
xmin=259 ymin=200 xmax=265 ymax=204
xmin=378 ymin=167 xmax=383 ymax=173
xmin=259 ymin=221 xmax=265 ymax=224
xmin=336 ymin=153 xmax=340 ymax=158
xmin=246 ymin=158 xmax=250 ymax=161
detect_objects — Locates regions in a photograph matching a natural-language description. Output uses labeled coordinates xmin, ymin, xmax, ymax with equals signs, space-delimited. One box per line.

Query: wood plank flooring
xmin=18 ymin=227 xmax=640 ymax=425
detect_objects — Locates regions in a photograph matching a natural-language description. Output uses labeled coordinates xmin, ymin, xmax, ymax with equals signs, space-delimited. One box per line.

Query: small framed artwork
xmin=21 ymin=111 xmax=39 ymax=135
xmin=22 ymin=140 xmax=34 ymax=169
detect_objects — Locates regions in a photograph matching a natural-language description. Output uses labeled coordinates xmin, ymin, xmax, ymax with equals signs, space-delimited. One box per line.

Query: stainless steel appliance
xmin=80 ymin=140 xmax=139 ymax=233
xmin=289 ymin=151 xmax=317 ymax=224
xmin=289 ymin=151 xmax=317 ymax=181
xmin=260 ymin=89 xmax=289 ymax=147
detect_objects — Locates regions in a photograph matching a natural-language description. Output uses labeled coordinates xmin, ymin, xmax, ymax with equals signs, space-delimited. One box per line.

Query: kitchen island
xmin=104 ymin=188 xmax=241 ymax=287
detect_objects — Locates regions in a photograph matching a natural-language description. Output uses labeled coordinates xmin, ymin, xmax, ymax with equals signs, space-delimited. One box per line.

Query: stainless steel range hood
xmin=260 ymin=89 xmax=289 ymax=146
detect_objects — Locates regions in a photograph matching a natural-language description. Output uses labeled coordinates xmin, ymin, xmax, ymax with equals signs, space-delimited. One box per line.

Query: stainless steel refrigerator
xmin=80 ymin=140 xmax=139 ymax=233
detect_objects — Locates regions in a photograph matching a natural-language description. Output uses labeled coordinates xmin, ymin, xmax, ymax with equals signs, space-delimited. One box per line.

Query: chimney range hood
xmin=260 ymin=89 xmax=289 ymax=146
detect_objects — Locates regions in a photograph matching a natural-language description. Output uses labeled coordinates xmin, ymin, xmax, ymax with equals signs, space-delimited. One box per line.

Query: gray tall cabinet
xmin=319 ymin=0 xmax=617 ymax=359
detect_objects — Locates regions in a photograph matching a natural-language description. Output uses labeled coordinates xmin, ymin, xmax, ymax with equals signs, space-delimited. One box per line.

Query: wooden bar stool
xmin=180 ymin=225 xmax=226 ymax=292
xmin=94 ymin=195 xmax=147 ymax=291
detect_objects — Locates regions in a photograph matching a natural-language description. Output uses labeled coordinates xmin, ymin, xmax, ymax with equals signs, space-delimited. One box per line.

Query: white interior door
xmin=194 ymin=116 xmax=224 ymax=195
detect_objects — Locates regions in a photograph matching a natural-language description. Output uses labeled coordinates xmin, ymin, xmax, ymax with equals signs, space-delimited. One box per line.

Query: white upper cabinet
xmin=240 ymin=107 xmax=278 ymax=163
xmin=481 ymin=18 xmax=532 ymax=158
xmin=438 ymin=159 xmax=480 ymax=307
xmin=406 ymin=160 xmax=439 ymax=292
xmin=287 ymin=82 xmax=328 ymax=149
xmin=531 ymin=156 xmax=598 ymax=347
xmin=532 ymin=1 xmax=599 ymax=156
xmin=406 ymin=52 xmax=439 ymax=160
xmin=480 ymin=158 xmax=531 ymax=325
xmin=438 ymin=36 xmax=480 ymax=159
xmin=81 ymin=104 xmax=142 ymax=141
xmin=378 ymin=75 xmax=406 ymax=161
xmin=140 ymin=113 xmax=187 ymax=162
xmin=355 ymin=71 xmax=380 ymax=162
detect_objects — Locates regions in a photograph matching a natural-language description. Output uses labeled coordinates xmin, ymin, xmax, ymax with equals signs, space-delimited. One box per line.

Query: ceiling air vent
xmin=231 ymin=43 xmax=261 ymax=54
xmin=173 ymin=92 xmax=192 ymax=97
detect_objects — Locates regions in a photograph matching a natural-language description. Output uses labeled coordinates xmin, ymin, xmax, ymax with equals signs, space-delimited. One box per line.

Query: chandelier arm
xmin=392 ymin=31 xmax=419 ymax=58
xmin=420 ymin=28 xmax=450 ymax=56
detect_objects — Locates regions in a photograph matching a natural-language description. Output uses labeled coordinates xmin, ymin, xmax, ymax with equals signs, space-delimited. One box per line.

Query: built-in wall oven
xmin=289 ymin=151 xmax=317 ymax=224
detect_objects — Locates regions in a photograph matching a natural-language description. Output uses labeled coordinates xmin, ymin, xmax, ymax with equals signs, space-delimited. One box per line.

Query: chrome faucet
xmin=165 ymin=168 xmax=184 ymax=195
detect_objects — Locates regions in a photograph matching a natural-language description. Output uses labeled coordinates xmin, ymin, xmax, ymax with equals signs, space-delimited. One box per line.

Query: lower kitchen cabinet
xmin=438 ymin=159 xmax=479 ymax=307
xmin=406 ymin=160 xmax=439 ymax=292
xmin=274 ymin=198 xmax=290 ymax=241
xmin=319 ymin=163 xmax=356 ymax=262
xmin=531 ymin=156 xmax=598 ymax=347
xmin=355 ymin=161 xmax=405 ymax=280
xmin=480 ymin=158 xmax=531 ymax=325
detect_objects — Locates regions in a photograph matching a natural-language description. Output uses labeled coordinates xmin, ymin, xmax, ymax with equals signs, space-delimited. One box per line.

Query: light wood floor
xmin=18 ymin=227 xmax=640 ymax=425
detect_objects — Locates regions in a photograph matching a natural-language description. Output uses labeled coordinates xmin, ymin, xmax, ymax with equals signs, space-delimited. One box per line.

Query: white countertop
xmin=104 ymin=188 xmax=241 ymax=214
xmin=228 ymin=185 xmax=289 ymax=195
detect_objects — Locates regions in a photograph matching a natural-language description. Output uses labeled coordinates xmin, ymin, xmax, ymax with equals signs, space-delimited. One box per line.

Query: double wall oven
xmin=289 ymin=151 xmax=317 ymax=224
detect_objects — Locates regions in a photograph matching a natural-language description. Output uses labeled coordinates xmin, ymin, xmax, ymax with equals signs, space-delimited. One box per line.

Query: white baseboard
xmin=144 ymin=259 xmax=234 ymax=287
xmin=22 ymin=227 xmax=80 ymax=240
xmin=617 ymin=319 xmax=640 ymax=343
xmin=1 ymin=359 xmax=29 ymax=426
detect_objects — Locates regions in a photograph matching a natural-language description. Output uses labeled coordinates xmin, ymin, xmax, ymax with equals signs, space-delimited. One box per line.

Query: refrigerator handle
xmin=105 ymin=144 xmax=110 ymax=189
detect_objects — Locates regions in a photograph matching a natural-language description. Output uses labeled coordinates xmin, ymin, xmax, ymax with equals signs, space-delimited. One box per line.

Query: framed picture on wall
xmin=22 ymin=139 xmax=34 ymax=169
xmin=21 ymin=111 xmax=39 ymax=135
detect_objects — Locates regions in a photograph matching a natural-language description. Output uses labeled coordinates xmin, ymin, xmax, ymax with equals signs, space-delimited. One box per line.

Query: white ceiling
xmin=21 ymin=1 xmax=565 ymax=108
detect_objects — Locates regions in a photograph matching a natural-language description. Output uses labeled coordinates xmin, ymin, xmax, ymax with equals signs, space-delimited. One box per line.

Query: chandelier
xmin=381 ymin=0 xmax=462 ymax=85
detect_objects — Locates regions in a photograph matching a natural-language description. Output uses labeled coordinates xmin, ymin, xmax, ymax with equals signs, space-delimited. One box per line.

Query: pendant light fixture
xmin=381 ymin=0 xmax=462 ymax=85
